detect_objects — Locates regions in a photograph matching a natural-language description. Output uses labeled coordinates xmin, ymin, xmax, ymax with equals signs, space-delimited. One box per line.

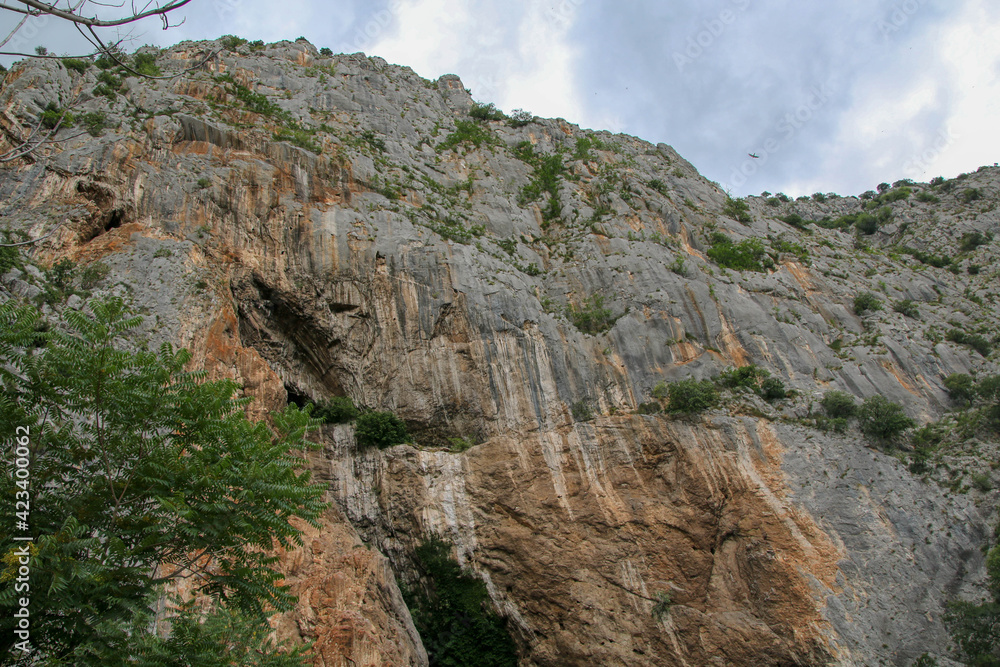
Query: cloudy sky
xmin=3 ymin=0 xmax=999 ymax=196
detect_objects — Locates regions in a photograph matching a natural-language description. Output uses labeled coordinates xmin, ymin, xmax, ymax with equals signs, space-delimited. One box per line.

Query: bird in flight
xmin=748 ymin=153 xmax=760 ymax=159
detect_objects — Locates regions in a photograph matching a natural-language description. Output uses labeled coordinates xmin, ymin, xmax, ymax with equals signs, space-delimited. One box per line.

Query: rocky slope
xmin=1 ymin=37 xmax=999 ymax=666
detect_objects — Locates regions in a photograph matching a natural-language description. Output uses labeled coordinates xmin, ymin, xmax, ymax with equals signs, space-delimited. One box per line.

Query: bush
xmin=962 ymin=188 xmax=982 ymax=204
xmin=636 ymin=401 xmax=662 ymax=415
xmin=354 ymin=410 xmax=409 ymax=448
xmin=79 ymin=262 xmax=110 ymax=288
xmin=438 ymin=119 xmax=500 ymax=151
xmin=319 ymin=47 xmax=333 ymax=56
xmin=80 ymin=111 xmax=108 ymax=136
xmin=469 ymin=102 xmax=505 ymax=121
xmin=570 ymin=400 xmax=593 ymax=422
xmin=820 ymin=390 xmax=858 ymax=418
xmin=893 ymin=299 xmax=919 ymax=319
xmin=946 ymin=329 xmax=993 ymax=357
xmin=780 ymin=213 xmax=808 ymax=229
xmin=916 ymin=191 xmax=939 ymax=203
xmin=858 ymin=395 xmax=915 ymax=442
xmin=61 ymin=57 xmax=90 ymax=73
xmin=220 ymin=35 xmax=248 ymax=50
xmin=944 ymin=373 xmax=977 ymax=405
xmin=853 ymin=292 xmax=882 ymax=315
xmin=759 ymin=377 xmax=787 ymax=401
xmin=718 ymin=364 xmax=769 ymax=391
xmin=40 ymin=102 xmax=74 ymax=129
xmin=313 ymin=396 xmax=359 ymax=423
xmin=722 ymin=196 xmax=752 ymax=224
xmin=133 ymin=52 xmax=161 ymax=77
xmin=651 ymin=381 xmax=669 ymax=400
xmin=960 ymin=231 xmax=992 ymax=253
xmin=666 ymin=379 xmax=718 ymax=414
xmin=507 ymin=108 xmax=533 ymax=127
xmin=566 ymin=294 xmax=618 ymax=335
xmin=706 ymin=233 xmax=774 ymax=272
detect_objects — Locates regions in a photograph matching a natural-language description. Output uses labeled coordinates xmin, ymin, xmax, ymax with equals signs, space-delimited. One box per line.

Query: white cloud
xmin=365 ymin=0 xmax=585 ymax=121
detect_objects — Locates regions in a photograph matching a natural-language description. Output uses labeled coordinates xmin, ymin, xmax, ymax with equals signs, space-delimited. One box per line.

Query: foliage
xmin=945 ymin=601 xmax=1000 ymax=666
xmin=133 ymin=52 xmax=161 ymax=77
xmin=962 ymin=188 xmax=982 ymax=204
xmin=404 ymin=537 xmax=518 ymax=666
xmin=130 ymin=601 xmax=310 ymax=666
xmin=651 ymin=592 xmax=673 ymax=621
xmin=319 ymin=47 xmax=333 ymax=56
xmin=780 ymin=213 xmax=808 ymax=229
xmin=273 ymin=124 xmax=322 ymax=154
xmin=759 ymin=377 xmax=787 ymax=401
xmin=820 ymin=390 xmax=858 ymax=418
xmin=961 ymin=231 xmax=993 ymax=253
xmin=438 ymin=120 xmax=500 ymax=152
xmin=61 ymin=58 xmax=90 ymax=73
xmin=469 ymin=102 xmax=505 ymax=121
xmin=507 ymin=108 xmax=533 ymax=127
xmin=428 ymin=217 xmax=485 ymax=244
xmin=899 ymin=245 xmax=953 ymax=269
xmin=312 ymin=396 xmax=359 ymax=424
xmin=220 ymin=35 xmax=248 ymax=51
xmin=517 ymin=147 xmax=566 ymax=226
xmin=916 ymin=191 xmax=940 ymax=203
xmin=80 ymin=111 xmax=108 ymax=136
xmin=946 ymin=329 xmax=993 ymax=357
xmin=354 ymin=410 xmax=409 ymax=449
xmin=0 ymin=298 xmax=325 ymax=663
xmin=706 ymin=233 xmax=773 ymax=272
xmin=857 ymin=395 xmax=915 ymax=442
xmin=566 ymin=294 xmax=618 ymax=335
xmin=636 ymin=401 xmax=661 ymax=415
xmin=40 ymin=102 xmax=74 ymax=129
xmin=570 ymin=400 xmax=593 ymax=421
xmin=722 ymin=196 xmax=752 ymax=224
xmin=666 ymin=378 xmax=718 ymax=414
xmin=893 ymin=299 xmax=920 ymax=319
xmin=853 ymin=292 xmax=883 ymax=315
xmin=718 ymin=364 xmax=769 ymax=391
xmin=668 ymin=256 xmax=687 ymax=276
xmin=79 ymin=261 xmax=110 ymax=288
xmin=945 ymin=373 xmax=978 ymax=406
xmin=651 ymin=381 xmax=669 ymax=400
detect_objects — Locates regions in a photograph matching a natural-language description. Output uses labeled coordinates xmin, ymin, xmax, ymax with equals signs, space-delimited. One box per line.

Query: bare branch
xmin=8 ymin=0 xmax=193 ymax=28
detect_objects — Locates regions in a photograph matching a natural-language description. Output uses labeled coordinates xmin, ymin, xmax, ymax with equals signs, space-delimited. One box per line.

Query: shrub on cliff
xmin=313 ymin=396 xmax=359 ymax=423
xmin=820 ymin=390 xmax=858 ymax=418
xmin=666 ymin=379 xmax=718 ymax=414
xmin=354 ymin=410 xmax=409 ymax=448
xmin=857 ymin=395 xmax=914 ymax=443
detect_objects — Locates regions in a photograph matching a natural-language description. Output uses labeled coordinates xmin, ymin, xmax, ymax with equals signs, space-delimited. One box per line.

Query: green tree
xmin=857 ymin=395 xmax=914 ymax=443
xmin=0 ymin=298 xmax=325 ymax=664
xmin=404 ymin=537 xmax=518 ymax=666
xmin=666 ymin=379 xmax=718 ymax=414
xmin=354 ymin=410 xmax=409 ymax=449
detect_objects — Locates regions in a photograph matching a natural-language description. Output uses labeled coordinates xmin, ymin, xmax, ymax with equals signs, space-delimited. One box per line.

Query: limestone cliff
xmin=1 ymin=38 xmax=998 ymax=666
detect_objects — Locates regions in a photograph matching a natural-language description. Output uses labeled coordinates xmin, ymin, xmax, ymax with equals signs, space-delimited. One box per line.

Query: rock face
xmin=1 ymin=38 xmax=999 ymax=666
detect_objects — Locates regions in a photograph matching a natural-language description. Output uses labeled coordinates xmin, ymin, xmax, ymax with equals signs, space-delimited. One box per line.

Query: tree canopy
xmin=0 ymin=297 xmax=325 ymax=665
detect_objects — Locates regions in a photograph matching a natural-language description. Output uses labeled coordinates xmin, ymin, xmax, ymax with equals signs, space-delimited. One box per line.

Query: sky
xmin=2 ymin=0 xmax=999 ymax=197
